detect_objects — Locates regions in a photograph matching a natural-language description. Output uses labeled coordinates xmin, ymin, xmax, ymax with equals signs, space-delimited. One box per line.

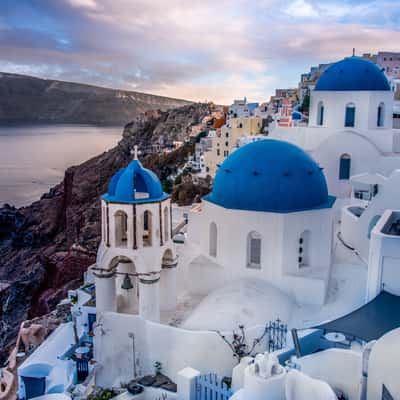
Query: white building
xmin=270 ymin=56 xmax=400 ymax=199
xmin=95 ymin=149 xmax=177 ymax=322
xmin=189 ymin=139 xmax=335 ymax=305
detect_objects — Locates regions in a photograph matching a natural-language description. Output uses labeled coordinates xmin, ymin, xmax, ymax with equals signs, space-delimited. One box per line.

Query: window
xmin=164 ymin=206 xmax=169 ymax=241
xmin=115 ymin=210 xmax=128 ymax=247
xmin=339 ymin=154 xmax=351 ymax=180
xmin=298 ymin=230 xmax=310 ymax=267
xmin=317 ymin=101 xmax=324 ymax=126
xmin=209 ymin=222 xmax=217 ymax=257
xmin=142 ymin=210 xmax=152 ymax=247
xmin=217 ymin=149 xmax=220 ymax=156
xmin=225 ymin=132 xmax=229 ymax=138
xmin=225 ymin=141 xmax=229 ymax=147
xmin=247 ymin=231 xmax=261 ymax=269
xmin=345 ymin=103 xmax=356 ymax=127
xmin=377 ymin=102 xmax=385 ymax=127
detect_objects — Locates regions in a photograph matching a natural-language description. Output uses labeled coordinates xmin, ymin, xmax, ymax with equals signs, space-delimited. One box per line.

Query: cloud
xmin=284 ymin=0 xmax=319 ymax=18
xmin=0 ymin=0 xmax=399 ymax=103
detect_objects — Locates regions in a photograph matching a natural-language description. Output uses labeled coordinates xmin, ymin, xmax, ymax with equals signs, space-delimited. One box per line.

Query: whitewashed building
xmin=270 ymin=56 xmax=400 ymax=198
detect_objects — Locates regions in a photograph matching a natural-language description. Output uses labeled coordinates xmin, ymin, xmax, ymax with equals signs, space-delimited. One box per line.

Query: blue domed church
xmin=188 ymin=139 xmax=336 ymax=305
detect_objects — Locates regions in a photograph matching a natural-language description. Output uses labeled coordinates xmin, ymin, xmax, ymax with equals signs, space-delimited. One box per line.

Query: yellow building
xmin=204 ymin=116 xmax=263 ymax=176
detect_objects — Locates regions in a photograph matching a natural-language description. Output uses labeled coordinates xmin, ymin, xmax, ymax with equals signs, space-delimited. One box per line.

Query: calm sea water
xmin=0 ymin=125 xmax=122 ymax=207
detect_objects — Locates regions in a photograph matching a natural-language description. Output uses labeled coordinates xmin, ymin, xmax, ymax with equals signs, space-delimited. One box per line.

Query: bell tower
xmin=93 ymin=147 xmax=177 ymax=322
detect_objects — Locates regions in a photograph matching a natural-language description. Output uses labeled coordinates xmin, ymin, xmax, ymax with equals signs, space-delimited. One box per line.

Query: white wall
xmin=368 ymin=328 xmax=400 ymax=399
xmin=298 ymin=349 xmax=362 ymax=400
xmin=309 ymin=90 xmax=393 ymax=132
xmin=367 ymin=210 xmax=400 ymax=300
xmin=94 ymin=312 xmax=246 ymax=387
xmin=187 ymin=201 xmax=333 ymax=305
xmin=341 ymin=170 xmax=400 ymax=262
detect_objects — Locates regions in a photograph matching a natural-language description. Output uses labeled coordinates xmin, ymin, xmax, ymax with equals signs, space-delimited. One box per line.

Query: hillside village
xmin=1 ymin=51 xmax=400 ymax=400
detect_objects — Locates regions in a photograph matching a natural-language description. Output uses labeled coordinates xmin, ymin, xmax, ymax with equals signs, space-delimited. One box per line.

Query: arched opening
xmin=377 ymin=102 xmax=385 ymax=127
xmin=299 ymin=230 xmax=310 ymax=267
xmin=345 ymin=103 xmax=356 ymax=127
xmin=114 ymin=256 xmax=138 ymax=315
xmin=247 ymin=231 xmax=261 ymax=269
xmin=339 ymin=153 xmax=351 ymax=180
xmin=317 ymin=101 xmax=324 ymax=126
xmin=209 ymin=222 xmax=217 ymax=257
xmin=142 ymin=210 xmax=152 ymax=247
xmin=114 ymin=210 xmax=128 ymax=247
xmin=164 ymin=206 xmax=169 ymax=242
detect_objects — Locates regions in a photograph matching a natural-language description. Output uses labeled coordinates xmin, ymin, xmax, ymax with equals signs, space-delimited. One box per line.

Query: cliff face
xmin=0 ymin=103 xmax=212 ymax=363
xmin=0 ymin=72 xmax=191 ymax=125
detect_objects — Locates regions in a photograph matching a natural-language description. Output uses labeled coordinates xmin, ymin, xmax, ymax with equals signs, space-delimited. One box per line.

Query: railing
xmin=195 ymin=373 xmax=232 ymax=400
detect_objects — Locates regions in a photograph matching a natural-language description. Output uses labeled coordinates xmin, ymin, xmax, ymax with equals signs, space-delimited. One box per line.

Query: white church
xmin=12 ymin=56 xmax=400 ymax=400
xmin=270 ymin=56 xmax=400 ymax=199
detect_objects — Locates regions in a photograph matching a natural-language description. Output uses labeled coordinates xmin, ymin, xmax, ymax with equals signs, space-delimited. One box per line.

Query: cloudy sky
xmin=0 ymin=0 xmax=399 ymax=103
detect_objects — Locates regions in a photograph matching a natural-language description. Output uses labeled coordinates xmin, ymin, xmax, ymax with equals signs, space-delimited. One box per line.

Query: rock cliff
xmin=0 ymin=103 xmax=212 ymax=363
xmin=0 ymin=72 xmax=191 ymax=125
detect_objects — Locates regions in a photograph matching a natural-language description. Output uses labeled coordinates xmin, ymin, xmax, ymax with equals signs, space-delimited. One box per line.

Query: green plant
xmin=87 ymin=388 xmax=118 ymax=400
xmin=154 ymin=360 xmax=162 ymax=375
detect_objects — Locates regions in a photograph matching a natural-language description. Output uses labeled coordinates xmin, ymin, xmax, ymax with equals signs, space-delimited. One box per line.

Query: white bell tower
xmin=93 ymin=148 xmax=177 ymax=322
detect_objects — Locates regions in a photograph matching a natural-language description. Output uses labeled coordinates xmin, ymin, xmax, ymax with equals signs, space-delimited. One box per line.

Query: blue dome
xmin=315 ymin=57 xmax=390 ymax=91
xmin=102 ymin=159 xmax=168 ymax=204
xmin=205 ymin=140 xmax=335 ymax=213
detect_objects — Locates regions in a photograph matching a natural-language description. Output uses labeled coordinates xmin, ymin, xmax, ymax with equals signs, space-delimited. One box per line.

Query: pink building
xmin=376 ymin=52 xmax=400 ymax=79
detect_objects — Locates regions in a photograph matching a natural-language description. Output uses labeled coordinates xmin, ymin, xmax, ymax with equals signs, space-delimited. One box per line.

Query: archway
xmin=345 ymin=103 xmax=356 ymax=127
xmin=247 ymin=231 xmax=261 ymax=269
xmin=142 ymin=210 xmax=153 ymax=247
xmin=114 ymin=210 xmax=128 ymax=247
xmin=209 ymin=222 xmax=217 ymax=257
xmin=164 ymin=206 xmax=169 ymax=242
xmin=113 ymin=256 xmax=138 ymax=315
xmin=339 ymin=153 xmax=351 ymax=180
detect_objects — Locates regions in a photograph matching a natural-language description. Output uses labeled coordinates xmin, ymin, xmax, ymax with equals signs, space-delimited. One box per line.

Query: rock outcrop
xmin=0 ymin=103 xmax=212 ymax=363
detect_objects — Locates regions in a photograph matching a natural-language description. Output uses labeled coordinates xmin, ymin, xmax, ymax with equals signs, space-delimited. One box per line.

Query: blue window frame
xmin=317 ymin=102 xmax=324 ymax=126
xmin=345 ymin=104 xmax=356 ymax=127
xmin=339 ymin=154 xmax=351 ymax=180
xmin=377 ymin=103 xmax=384 ymax=127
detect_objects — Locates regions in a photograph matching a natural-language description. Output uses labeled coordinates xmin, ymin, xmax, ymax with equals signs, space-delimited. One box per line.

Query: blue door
xmin=88 ymin=313 xmax=96 ymax=332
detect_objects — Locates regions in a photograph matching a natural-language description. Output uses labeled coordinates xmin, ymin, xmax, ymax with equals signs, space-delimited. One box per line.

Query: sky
xmin=0 ymin=0 xmax=399 ymax=104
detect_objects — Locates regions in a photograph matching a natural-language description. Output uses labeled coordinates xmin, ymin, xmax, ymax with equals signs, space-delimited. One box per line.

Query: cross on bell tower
xmin=131 ymin=145 xmax=139 ymax=160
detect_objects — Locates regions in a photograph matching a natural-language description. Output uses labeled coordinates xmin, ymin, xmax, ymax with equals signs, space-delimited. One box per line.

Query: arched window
xmin=247 ymin=231 xmax=261 ymax=269
xmin=142 ymin=210 xmax=152 ymax=247
xmin=209 ymin=222 xmax=217 ymax=257
xmin=345 ymin=103 xmax=356 ymax=127
xmin=339 ymin=154 xmax=351 ymax=180
xmin=115 ymin=210 xmax=128 ymax=247
xmin=377 ymin=102 xmax=385 ymax=127
xmin=164 ymin=206 xmax=169 ymax=242
xmin=317 ymin=101 xmax=324 ymax=126
xmin=299 ymin=230 xmax=310 ymax=267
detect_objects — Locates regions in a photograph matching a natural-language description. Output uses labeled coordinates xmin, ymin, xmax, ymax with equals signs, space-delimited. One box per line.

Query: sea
xmin=0 ymin=125 xmax=123 ymax=207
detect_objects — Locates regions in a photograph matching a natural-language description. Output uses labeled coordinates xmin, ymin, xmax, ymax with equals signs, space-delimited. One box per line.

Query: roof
xmin=102 ymin=159 xmax=169 ymax=204
xmin=205 ymin=139 xmax=335 ymax=213
xmin=315 ymin=57 xmax=391 ymax=92
xmin=314 ymin=291 xmax=400 ymax=342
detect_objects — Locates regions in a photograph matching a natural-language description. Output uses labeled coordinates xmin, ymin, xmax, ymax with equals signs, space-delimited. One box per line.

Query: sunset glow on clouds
xmin=0 ymin=0 xmax=399 ymax=103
